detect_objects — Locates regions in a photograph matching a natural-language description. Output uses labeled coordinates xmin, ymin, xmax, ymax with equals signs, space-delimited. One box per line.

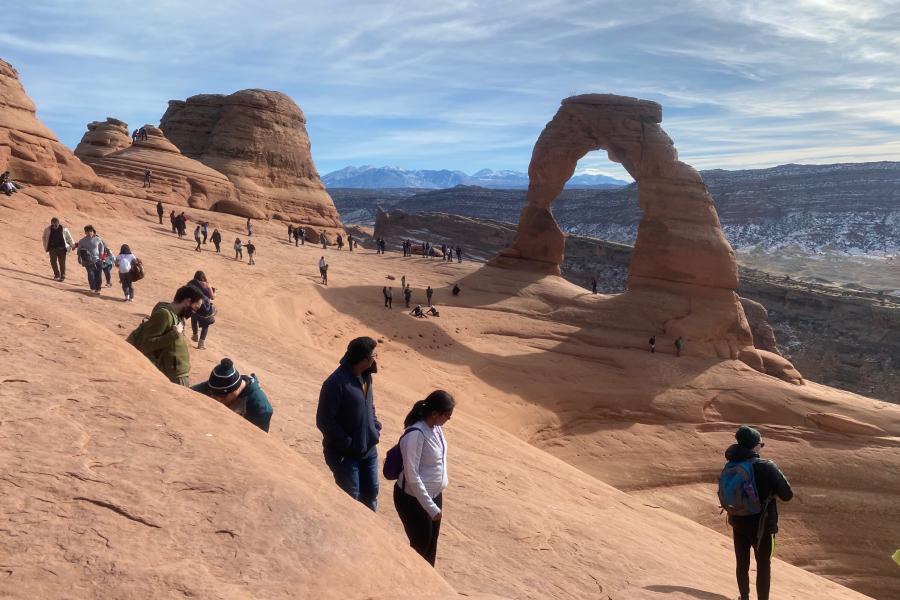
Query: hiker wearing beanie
xmin=127 ymin=286 xmax=205 ymax=386
xmin=192 ymin=358 xmax=273 ymax=432
xmin=316 ymin=336 xmax=382 ymax=511
xmin=718 ymin=425 xmax=793 ymax=600
xmin=392 ymin=390 xmax=454 ymax=566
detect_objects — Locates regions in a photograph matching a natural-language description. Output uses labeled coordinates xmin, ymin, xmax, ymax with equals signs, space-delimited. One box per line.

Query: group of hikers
xmin=400 ymin=239 xmax=463 ymax=262
xmin=131 ymin=127 xmax=148 ymax=142
xmin=647 ymin=335 xmax=684 ymax=356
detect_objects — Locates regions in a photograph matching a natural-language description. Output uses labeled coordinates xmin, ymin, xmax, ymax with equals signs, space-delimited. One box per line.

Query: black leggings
xmin=733 ymin=529 xmax=774 ymax=600
xmin=191 ymin=315 xmax=210 ymax=341
xmin=393 ymin=484 xmax=442 ymax=566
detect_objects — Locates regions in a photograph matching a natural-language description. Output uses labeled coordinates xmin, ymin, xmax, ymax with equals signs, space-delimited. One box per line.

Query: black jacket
xmin=316 ymin=359 xmax=381 ymax=459
xmin=725 ymin=444 xmax=793 ymax=535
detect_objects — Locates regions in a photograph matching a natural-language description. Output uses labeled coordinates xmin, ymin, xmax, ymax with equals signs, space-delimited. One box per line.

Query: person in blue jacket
xmin=192 ymin=358 xmax=273 ymax=432
xmin=316 ymin=336 xmax=382 ymax=511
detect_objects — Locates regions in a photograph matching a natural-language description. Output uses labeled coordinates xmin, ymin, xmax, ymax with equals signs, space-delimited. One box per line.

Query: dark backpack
xmin=77 ymin=246 xmax=92 ymax=266
xmin=382 ymin=427 xmax=423 ymax=480
xmin=718 ymin=459 xmax=762 ymax=516
xmin=130 ymin=257 xmax=145 ymax=282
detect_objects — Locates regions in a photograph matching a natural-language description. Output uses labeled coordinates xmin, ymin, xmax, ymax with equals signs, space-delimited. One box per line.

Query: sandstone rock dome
xmin=78 ymin=123 xmax=238 ymax=210
xmin=160 ymin=89 xmax=342 ymax=231
xmin=0 ymin=59 xmax=111 ymax=193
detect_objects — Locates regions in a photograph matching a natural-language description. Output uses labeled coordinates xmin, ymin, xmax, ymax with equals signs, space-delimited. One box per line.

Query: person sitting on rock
xmin=1 ymin=171 xmax=20 ymax=196
xmin=139 ymin=126 xmax=148 ymax=141
xmin=411 ymin=305 xmax=426 ymax=318
xmin=337 ymin=233 xmax=344 ymax=250
xmin=192 ymin=358 xmax=273 ymax=432
xmin=426 ymin=305 xmax=440 ymax=317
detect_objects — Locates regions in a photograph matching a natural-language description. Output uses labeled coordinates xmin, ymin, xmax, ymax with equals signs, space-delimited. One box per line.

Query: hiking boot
xmin=191 ymin=333 xmax=199 ymax=342
xmin=198 ymin=340 xmax=205 ymax=350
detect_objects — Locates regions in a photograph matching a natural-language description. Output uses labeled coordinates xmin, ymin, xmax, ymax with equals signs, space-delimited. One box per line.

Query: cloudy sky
xmin=6 ymin=0 xmax=900 ymax=179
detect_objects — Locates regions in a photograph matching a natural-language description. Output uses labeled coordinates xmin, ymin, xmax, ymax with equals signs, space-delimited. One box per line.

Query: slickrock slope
xmin=490 ymin=94 xmax=766 ymax=373
xmin=0 ymin=59 xmax=111 ymax=193
xmin=160 ymin=89 xmax=342 ymax=234
xmin=0 ymin=201 xmax=886 ymax=600
xmin=73 ymin=117 xmax=132 ymax=159
xmin=80 ymin=123 xmax=238 ymax=210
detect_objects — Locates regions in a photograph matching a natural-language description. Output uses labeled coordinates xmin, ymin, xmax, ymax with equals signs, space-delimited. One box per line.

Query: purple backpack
xmin=382 ymin=427 xmax=422 ymax=480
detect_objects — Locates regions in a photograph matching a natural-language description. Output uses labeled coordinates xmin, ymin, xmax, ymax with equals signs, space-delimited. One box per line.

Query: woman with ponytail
xmin=394 ymin=390 xmax=455 ymax=566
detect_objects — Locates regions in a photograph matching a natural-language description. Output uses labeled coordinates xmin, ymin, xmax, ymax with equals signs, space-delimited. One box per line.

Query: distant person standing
xmin=441 ymin=244 xmax=447 ymax=261
xmin=404 ymin=284 xmax=412 ymax=308
xmin=201 ymin=221 xmax=209 ymax=244
xmin=383 ymin=286 xmax=393 ymax=309
xmin=348 ymin=232 xmax=354 ymax=252
xmin=211 ymin=228 xmax=222 ymax=253
xmin=316 ymin=337 xmax=382 ymax=511
xmin=426 ymin=285 xmax=433 ymax=307
xmin=42 ymin=217 xmax=74 ymax=282
xmin=128 ymin=285 xmax=204 ymax=386
xmin=187 ymin=271 xmax=216 ymax=350
xmin=246 ymin=240 xmax=256 ymax=265
xmin=194 ymin=226 xmax=203 ymax=252
xmin=234 ymin=238 xmax=243 ymax=261
xmin=591 ymin=278 xmax=598 ymax=294
xmin=401 ymin=275 xmax=406 ymax=290
xmin=321 ymin=231 xmax=328 ymax=250
xmin=675 ymin=336 xmax=684 ymax=357
xmin=720 ymin=426 xmax=793 ymax=600
xmin=319 ymin=256 xmax=328 ymax=285
xmin=139 ymin=126 xmax=148 ymax=141
xmin=75 ymin=225 xmax=111 ymax=294
xmin=192 ymin=358 xmax=274 ymax=432
xmin=456 ymin=246 xmax=462 ymax=263
xmin=100 ymin=247 xmax=115 ymax=287
xmin=169 ymin=210 xmax=177 ymax=233
xmin=115 ymin=244 xmax=138 ymax=302
xmin=649 ymin=335 xmax=656 ymax=353
xmin=447 ymin=246 xmax=453 ymax=262
xmin=156 ymin=201 xmax=164 ymax=224
xmin=336 ymin=234 xmax=344 ymax=250
xmin=143 ymin=169 xmax=152 ymax=188
xmin=246 ymin=217 xmax=252 ymax=237
xmin=176 ymin=212 xmax=187 ymax=239
xmin=288 ymin=224 xmax=294 ymax=241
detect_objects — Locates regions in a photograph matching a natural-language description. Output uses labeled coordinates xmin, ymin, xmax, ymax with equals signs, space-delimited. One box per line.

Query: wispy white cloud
xmin=5 ymin=0 xmax=900 ymax=176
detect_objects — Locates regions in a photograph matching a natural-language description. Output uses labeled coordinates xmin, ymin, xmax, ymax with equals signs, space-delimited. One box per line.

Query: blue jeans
xmin=324 ymin=449 xmax=379 ymax=511
xmin=85 ymin=261 xmax=102 ymax=291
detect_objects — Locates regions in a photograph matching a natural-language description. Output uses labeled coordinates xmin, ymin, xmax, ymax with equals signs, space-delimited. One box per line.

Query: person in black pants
xmin=156 ymin=201 xmax=164 ymax=224
xmin=725 ymin=426 xmax=793 ymax=600
xmin=394 ymin=390 xmax=455 ymax=566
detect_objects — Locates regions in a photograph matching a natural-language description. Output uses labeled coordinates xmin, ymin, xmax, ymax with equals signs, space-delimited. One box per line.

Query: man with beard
xmin=131 ymin=285 xmax=205 ymax=386
xmin=316 ymin=337 xmax=382 ymax=511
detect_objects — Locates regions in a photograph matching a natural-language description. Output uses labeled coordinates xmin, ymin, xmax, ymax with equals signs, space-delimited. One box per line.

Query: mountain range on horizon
xmin=322 ymin=165 xmax=629 ymax=189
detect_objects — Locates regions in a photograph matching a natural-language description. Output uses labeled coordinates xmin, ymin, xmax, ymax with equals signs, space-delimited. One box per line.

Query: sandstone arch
xmin=490 ymin=94 xmax=782 ymax=372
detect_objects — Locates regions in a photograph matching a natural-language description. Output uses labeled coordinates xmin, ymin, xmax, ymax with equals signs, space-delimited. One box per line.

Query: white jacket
xmin=399 ymin=421 xmax=448 ymax=518
xmin=42 ymin=226 xmax=74 ymax=252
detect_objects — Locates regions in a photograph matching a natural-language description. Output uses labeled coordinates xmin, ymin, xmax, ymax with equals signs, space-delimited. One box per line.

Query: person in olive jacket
xmin=135 ymin=286 xmax=204 ymax=386
xmin=316 ymin=336 xmax=382 ymax=511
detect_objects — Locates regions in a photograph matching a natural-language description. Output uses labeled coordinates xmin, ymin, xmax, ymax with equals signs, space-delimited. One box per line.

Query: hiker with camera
xmin=718 ymin=425 xmax=793 ymax=600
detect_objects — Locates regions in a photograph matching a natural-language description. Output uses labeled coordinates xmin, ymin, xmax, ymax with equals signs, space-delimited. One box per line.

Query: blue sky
xmin=6 ymin=0 xmax=900 ymax=180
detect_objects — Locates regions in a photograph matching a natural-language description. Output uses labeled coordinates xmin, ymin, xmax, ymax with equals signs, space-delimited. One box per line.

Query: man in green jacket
xmin=134 ymin=286 xmax=205 ymax=386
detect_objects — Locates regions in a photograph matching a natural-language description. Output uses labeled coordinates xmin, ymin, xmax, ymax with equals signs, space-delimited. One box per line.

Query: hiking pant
xmin=213 ymin=241 xmax=220 ymax=253
xmin=394 ymin=485 xmax=442 ymax=566
xmin=102 ymin=264 xmax=113 ymax=286
xmin=119 ymin=271 xmax=134 ymax=300
xmin=85 ymin=261 xmax=102 ymax=291
xmin=171 ymin=221 xmax=177 ymax=233
xmin=157 ymin=213 xmax=163 ymax=224
xmin=191 ymin=315 xmax=210 ymax=341
xmin=248 ymin=253 xmax=255 ymax=265
xmin=324 ymin=450 xmax=378 ymax=512
xmin=385 ymin=297 xmax=392 ymax=308
xmin=174 ymin=376 xmax=190 ymax=387
xmin=733 ymin=529 xmax=774 ymax=600
xmin=195 ymin=239 xmax=202 ymax=251
xmin=49 ymin=248 xmax=67 ymax=279
xmin=202 ymin=231 xmax=208 ymax=243
xmin=235 ymin=249 xmax=242 ymax=260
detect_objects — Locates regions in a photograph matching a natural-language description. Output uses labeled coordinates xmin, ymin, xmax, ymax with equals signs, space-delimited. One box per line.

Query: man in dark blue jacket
xmin=192 ymin=358 xmax=273 ymax=432
xmin=316 ymin=337 xmax=382 ymax=511
xmin=725 ymin=425 xmax=793 ymax=600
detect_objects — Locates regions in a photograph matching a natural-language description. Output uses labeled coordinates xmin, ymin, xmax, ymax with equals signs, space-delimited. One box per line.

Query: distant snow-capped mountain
xmin=322 ymin=166 xmax=628 ymax=189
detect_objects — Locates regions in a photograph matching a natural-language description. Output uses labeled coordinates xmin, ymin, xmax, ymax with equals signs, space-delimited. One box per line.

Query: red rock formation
xmin=0 ymin=59 xmax=111 ymax=192
xmin=160 ymin=90 xmax=342 ymax=230
xmin=79 ymin=123 xmax=237 ymax=210
xmin=73 ymin=118 xmax=132 ymax=159
xmin=490 ymin=94 xmax=768 ymax=367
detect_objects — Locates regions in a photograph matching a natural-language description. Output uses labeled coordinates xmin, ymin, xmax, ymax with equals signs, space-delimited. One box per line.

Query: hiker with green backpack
xmin=128 ymin=286 xmax=205 ymax=387
xmin=718 ymin=425 xmax=793 ymax=600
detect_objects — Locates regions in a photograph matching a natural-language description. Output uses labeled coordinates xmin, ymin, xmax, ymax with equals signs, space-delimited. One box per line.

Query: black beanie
xmin=343 ymin=336 xmax=377 ymax=365
xmin=736 ymin=425 xmax=762 ymax=449
xmin=207 ymin=358 xmax=242 ymax=394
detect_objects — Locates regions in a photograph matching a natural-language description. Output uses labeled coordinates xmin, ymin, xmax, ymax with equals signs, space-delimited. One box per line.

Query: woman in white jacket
xmin=395 ymin=390 xmax=455 ymax=566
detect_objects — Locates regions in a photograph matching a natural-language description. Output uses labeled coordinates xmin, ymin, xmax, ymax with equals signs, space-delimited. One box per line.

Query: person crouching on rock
xmin=394 ymin=390 xmax=454 ymax=566
xmin=130 ymin=285 xmax=204 ymax=387
xmin=316 ymin=337 xmax=382 ymax=511
xmin=192 ymin=358 xmax=273 ymax=432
